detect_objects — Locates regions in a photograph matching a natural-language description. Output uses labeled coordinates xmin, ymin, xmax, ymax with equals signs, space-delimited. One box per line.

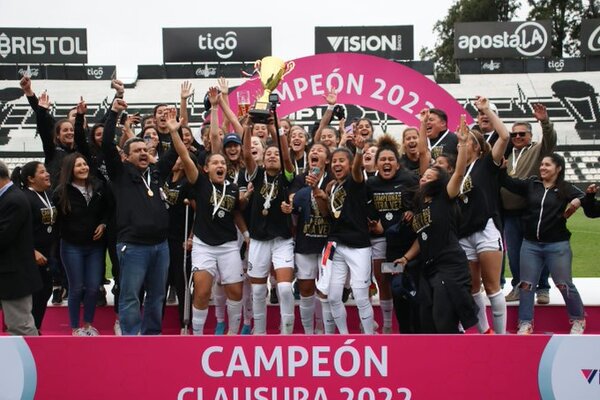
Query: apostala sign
xmin=454 ymin=21 xmax=552 ymax=59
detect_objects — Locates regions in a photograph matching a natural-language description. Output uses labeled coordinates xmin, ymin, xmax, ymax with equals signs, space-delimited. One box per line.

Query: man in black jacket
xmin=0 ymin=161 xmax=42 ymax=335
xmin=101 ymin=98 xmax=177 ymax=335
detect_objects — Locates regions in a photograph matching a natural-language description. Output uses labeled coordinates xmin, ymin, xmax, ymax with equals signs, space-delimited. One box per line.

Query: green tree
xmin=527 ymin=0 xmax=583 ymax=57
xmin=421 ymin=0 xmax=520 ymax=81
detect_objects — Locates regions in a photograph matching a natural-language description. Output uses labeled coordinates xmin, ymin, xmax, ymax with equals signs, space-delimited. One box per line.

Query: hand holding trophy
xmin=249 ymin=56 xmax=295 ymax=123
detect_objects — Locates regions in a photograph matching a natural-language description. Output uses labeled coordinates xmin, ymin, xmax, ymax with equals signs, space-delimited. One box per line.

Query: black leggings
xmin=163 ymin=238 xmax=191 ymax=327
xmin=32 ymin=263 xmax=53 ymax=330
xmin=419 ymin=274 xmax=462 ymax=334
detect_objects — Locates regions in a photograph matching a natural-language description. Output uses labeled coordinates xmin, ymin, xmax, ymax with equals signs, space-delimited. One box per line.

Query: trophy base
xmin=249 ymin=107 xmax=271 ymax=124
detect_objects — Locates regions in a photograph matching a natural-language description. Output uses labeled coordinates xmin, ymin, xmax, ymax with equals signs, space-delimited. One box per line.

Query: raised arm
xmin=207 ymin=87 xmax=222 ymax=155
xmin=475 ymin=96 xmax=509 ymax=164
xmin=447 ymin=115 xmax=469 ymax=198
xmin=272 ymin=117 xmax=294 ymax=176
xmin=532 ymin=103 xmax=557 ymax=156
xmin=218 ymin=79 xmax=244 ymax=136
xmin=165 ymin=108 xmax=198 ymax=184
xmin=74 ymin=97 xmax=91 ymax=160
xmin=179 ymin=80 xmax=193 ymax=127
xmin=313 ymin=86 xmax=337 ymax=143
xmin=35 ymin=91 xmax=57 ymax=158
xmin=102 ymin=98 xmax=128 ymax=179
xmin=417 ymin=108 xmax=432 ymax=176
xmin=352 ymin=133 xmax=365 ymax=183
xmin=242 ymin=117 xmax=257 ymax=177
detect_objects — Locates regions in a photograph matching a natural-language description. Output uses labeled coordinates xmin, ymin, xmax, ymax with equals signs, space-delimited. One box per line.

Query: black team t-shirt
xmin=163 ymin=177 xmax=194 ymax=241
xmin=367 ymin=170 xmax=418 ymax=238
xmin=457 ymin=152 xmax=501 ymax=237
xmin=429 ymin=130 xmax=458 ymax=160
xmin=23 ymin=188 xmax=57 ymax=253
xmin=412 ymin=191 xmax=464 ymax=271
xmin=290 ymin=172 xmax=332 ymax=254
xmin=328 ymin=177 xmax=371 ymax=248
xmin=247 ymin=167 xmax=293 ymax=241
xmin=192 ymin=173 xmax=239 ymax=246
xmin=400 ymin=154 xmax=420 ymax=176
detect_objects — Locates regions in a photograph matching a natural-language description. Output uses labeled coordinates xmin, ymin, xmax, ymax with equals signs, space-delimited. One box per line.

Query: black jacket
xmin=0 ymin=184 xmax=43 ymax=300
xmin=53 ymin=180 xmax=109 ymax=246
xmin=30 ymin=96 xmax=90 ymax=188
xmin=500 ymin=173 xmax=583 ymax=242
xmin=102 ymin=110 xmax=176 ymax=244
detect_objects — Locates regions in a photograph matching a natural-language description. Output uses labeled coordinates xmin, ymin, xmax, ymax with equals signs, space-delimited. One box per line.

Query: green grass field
xmin=567 ymin=210 xmax=600 ymax=277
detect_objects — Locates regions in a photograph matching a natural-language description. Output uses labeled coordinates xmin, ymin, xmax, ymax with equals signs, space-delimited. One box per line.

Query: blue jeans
xmin=60 ymin=240 xmax=104 ymax=329
xmin=117 ymin=241 xmax=169 ymax=335
xmin=518 ymin=240 xmax=584 ymax=322
xmin=504 ymin=214 xmax=550 ymax=291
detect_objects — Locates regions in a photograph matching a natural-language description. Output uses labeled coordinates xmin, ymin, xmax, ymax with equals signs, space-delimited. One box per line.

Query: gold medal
xmin=147 ymin=189 xmax=154 ymax=197
xmin=262 ymin=209 xmax=269 ymax=216
xmin=333 ymin=210 xmax=341 ymax=219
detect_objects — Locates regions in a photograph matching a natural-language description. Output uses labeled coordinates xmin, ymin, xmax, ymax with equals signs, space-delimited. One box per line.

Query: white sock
xmin=278 ymin=282 xmax=295 ymax=334
xmin=353 ymin=286 xmax=374 ymax=334
xmin=299 ymin=295 xmax=316 ymax=334
xmin=192 ymin=306 xmax=208 ymax=335
xmin=488 ymin=290 xmax=507 ymax=334
xmin=251 ymin=284 xmax=268 ymax=334
xmin=242 ymin=278 xmax=253 ymax=325
xmin=314 ymin=295 xmax=324 ymax=333
xmin=226 ymin=298 xmax=243 ymax=335
xmin=328 ymin=283 xmax=348 ymax=334
xmin=319 ymin=298 xmax=336 ymax=334
xmin=213 ymin=285 xmax=226 ymax=323
xmin=472 ymin=291 xmax=490 ymax=333
xmin=379 ymin=299 xmax=393 ymax=329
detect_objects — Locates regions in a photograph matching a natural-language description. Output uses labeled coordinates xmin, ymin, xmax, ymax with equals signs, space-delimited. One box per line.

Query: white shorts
xmin=370 ymin=237 xmax=387 ymax=260
xmin=459 ymin=218 xmax=504 ymax=261
xmin=295 ymin=253 xmax=319 ymax=280
xmin=191 ymin=236 xmax=244 ymax=284
xmin=331 ymin=244 xmax=372 ymax=289
xmin=247 ymin=237 xmax=294 ymax=278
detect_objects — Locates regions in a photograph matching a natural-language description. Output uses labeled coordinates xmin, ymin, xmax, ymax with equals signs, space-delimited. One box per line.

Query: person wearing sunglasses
xmin=500 ymin=103 xmax=557 ymax=304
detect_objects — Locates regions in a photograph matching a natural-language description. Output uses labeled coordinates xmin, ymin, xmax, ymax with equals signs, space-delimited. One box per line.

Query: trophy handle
xmin=283 ymin=61 xmax=295 ymax=78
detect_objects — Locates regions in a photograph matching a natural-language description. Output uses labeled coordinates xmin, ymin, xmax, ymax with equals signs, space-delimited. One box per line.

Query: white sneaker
xmin=517 ymin=321 xmax=533 ymax=335
xmin=85 ymin=326 xmax=100 ymax=336
xmin=72 ymin=328 xmax=88 ymax=336
xmin=570 ymin=319 xmax=586 ymax=335
xmin=113 ymin=320 xmax=122 ymax=336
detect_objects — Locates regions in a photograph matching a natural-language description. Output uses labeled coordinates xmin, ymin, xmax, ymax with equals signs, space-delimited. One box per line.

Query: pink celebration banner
xmin=5 ymin=335 xmax=600 ymax=399
xmin=230 ymin=53 xmax=473 ymax=129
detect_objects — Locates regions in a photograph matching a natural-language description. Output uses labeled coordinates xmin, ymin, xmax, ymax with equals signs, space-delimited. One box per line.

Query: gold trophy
xmin=249 ymin=56 xmax=295 ymax=123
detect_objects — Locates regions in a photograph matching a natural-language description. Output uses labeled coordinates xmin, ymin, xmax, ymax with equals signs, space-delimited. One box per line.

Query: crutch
xmin=182 ymin=199 xmax=192 ymax=335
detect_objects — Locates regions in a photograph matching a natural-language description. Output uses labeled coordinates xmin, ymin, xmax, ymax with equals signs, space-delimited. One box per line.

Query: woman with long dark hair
xmin=166 ymin=101 xmax=246 ymax=335
xmin=400 ymin=114 xmax=479 ymax=333
xmin=53 ymin=153 xmax=108 ymax=336
xmin=454 ymin=97 xmax=510 ymax=334
xmin=287 ymin=142 xmax=332 ymax=334
xmin=367 ymin=135 xmax=419 ymax=333
xmin=322 ymin=134 xmax=379 ymax=334
xmin=11 ymin=161 xmax=56 ymax=332
xmin=501 ymin=153 xmax=586 ymax=334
